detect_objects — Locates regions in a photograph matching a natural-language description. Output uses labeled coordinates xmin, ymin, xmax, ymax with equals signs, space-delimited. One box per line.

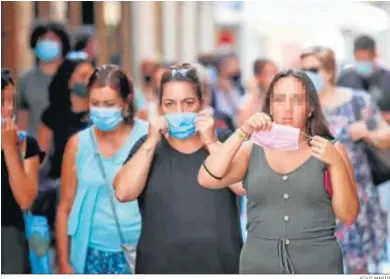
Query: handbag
xmin=351 ymin=95 xmax=390 ymax=187
xmin=18 ymin=135 xmax=52 ymax=274
xmin=23 ymin=212 xmax=52 ymax=274
xmin=89 ymin=129 xmax=137 ymax=274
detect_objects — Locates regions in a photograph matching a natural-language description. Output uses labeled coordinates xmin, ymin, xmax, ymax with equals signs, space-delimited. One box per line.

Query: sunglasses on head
xmin=301 ymin=67 xmax=320 ymax=74
xmin=166 ymin=66 xmax=199 ymax=83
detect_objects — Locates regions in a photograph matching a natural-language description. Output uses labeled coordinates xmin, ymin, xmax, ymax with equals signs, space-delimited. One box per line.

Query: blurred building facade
xmin=2 ymin=1 xmax=390 ymax=85
xmin=1 ymin=1 xmax=219 ymax=84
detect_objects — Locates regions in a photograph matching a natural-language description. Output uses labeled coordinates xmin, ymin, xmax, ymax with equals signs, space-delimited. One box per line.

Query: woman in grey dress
xmin=198 ymin=69 xmax=359 ymax=274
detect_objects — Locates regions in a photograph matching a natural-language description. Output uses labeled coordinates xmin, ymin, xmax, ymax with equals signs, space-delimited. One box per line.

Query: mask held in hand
xmin=251 ymin=124 xmax=309 ymax=151
xmin=165 ymin=112 xmax=197 ymax=140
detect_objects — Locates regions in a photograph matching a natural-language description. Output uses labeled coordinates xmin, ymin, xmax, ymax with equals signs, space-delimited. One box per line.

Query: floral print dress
xmin=322 ymin=90 xmax=387 ymax=273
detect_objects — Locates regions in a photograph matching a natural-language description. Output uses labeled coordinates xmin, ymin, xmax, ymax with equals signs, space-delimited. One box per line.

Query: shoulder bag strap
xmin=88 ymin=128 xmax=126 ymax=246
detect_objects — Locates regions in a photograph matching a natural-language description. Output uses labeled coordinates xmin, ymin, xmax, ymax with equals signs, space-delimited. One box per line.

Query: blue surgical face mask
xmin=71 ymin=83 xmax=88 ymax=98
xmin=18 ymin=131 xmax=27 ymax=141
xmin=354 ymin=61 xmax=374 ymax=78
xmin=305 ymin=71 xmax=325 ymax=94
xmin=35 ymin=39 xmax=61 ymax=62
xmin=166 ymin=112 xmax=197 ymax=140
xmin=90 ymin=107 xmax=123 ymax=132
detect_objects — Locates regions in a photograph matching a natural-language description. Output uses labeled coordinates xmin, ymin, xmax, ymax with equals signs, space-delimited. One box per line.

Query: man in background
xmin=337 ymin=35 xmax=390 ymax=122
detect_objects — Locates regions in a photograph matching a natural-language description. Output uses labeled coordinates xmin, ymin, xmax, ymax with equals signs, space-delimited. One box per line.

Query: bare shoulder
xmin=65 ymin=133 xmax=80 ymax=154
xmin=334 ymin=142 xmax=349 ymax=157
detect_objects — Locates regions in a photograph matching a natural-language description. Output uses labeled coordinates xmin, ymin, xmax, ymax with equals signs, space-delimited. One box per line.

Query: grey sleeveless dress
xmin=239 ymin=145 xmax=344 ymax=274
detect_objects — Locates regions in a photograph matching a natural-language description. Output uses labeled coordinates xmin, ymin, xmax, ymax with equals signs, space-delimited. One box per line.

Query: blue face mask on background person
xmin=166 ymin=112 xmax=197 ymax=140
xmin=35 ymin=39 xmax=61 ymax=62
xmin=71 ymin=83 xmax=88 ymax=98
xmin=305 ymin=71 xmax=325 ymax=94
xmin=354 ymin=61 xmax=374 ymax=78
xmin=90 ymin=107 xmax=123 ymax=132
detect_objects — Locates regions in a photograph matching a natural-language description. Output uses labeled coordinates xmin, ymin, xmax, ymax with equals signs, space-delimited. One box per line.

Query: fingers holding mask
xmin=310 ymin=136 xmax=336 ymax=164
xmin=253 ymin=113 xmax=272 ymax=132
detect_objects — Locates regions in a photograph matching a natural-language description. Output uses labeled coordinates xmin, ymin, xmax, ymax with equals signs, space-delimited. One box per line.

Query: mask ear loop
xmin=298 ymin=131 xmax=312 ymax=148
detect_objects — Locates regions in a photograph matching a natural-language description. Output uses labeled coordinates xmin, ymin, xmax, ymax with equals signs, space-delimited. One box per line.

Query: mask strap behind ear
xmin=298 ymin=131 xmax=312 ymax=147
xmin=300 ymin=131 xmax=312 ymax=139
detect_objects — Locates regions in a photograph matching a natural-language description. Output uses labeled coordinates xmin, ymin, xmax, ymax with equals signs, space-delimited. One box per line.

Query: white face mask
xmin=251 ymin=124 xmax=309 ymax=151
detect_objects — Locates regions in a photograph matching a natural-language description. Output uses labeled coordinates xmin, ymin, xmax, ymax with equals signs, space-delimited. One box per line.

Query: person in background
xmin=56 ymin=65 xmax=148 ymax=274
xmin=198 ymin=69 xmax=359 ymax=274
xmin=238 ymin=59 xmax=278 ymax=125
xmin=1 ymin=69 xmax=41 ymax=274
xmin=210 ymin=54 xmax=244 ymax=126
xmin=134 ymin=58 xmax=160 ymax=112
xmin=136 ymin=63 xmax=173 ymax=121
xmin=114 ymin=64 xmax=243 ymax=274
xmin=301 ymin=46 xmax=390 ymax=273
xmin=337 ymin=36 xmax=390 ymax=268
xmin=72 ymin=28 xmax=96 ymax=64
xmin=337 ymin=35 xmax=390 ymax=122
xmin=198 ymin=53 xmax=219 ymax=85
xmin=251 ymin=59 xmax=279 ymax=95
xmin=193 ymin=63 xmax=235 ymax=132
xmin=37 ymin=52 xmax=94 ymax=195
xmin=17 ymin=21 xmax=71 ymax=137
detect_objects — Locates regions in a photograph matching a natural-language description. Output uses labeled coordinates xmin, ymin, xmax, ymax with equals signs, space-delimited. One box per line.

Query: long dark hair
xmin=47 ymin=57 xmax=89 ymax=112
xmin=1 ymin=69 xmax=15 ymax=111
xmin=263 ymin=69 xmax=334 ymax=140
xmin=159 ymin=63 xmax=203 ymax=104
xmin=1 ymin=68 xmax=14 ymax=91
xmin=87 ymin=64 xmax=135 ymax=125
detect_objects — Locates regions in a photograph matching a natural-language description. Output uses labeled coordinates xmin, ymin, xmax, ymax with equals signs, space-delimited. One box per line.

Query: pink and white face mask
xmin=251 ymin=124 xmax=309 ymax=151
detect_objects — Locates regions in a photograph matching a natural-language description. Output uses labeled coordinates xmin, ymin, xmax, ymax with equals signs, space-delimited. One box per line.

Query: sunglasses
xmin=301 ymin=67 xmax=320 ymax=74
xmin=163 ymin=66 xmax=200 ymax=84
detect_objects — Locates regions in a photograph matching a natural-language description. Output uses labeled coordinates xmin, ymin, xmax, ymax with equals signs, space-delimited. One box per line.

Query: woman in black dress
xmin=1 ymin=69 xmax=42 ymax=273
xmin=114 ymin=63 xmax=243 ymax=274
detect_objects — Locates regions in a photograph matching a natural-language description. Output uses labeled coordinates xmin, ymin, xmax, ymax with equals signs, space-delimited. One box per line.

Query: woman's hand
xmin=348 ymin=121 xmax=368 ymax=141
xmin=195 ymin=108 xmax=217 ymax=145
xmin=1 ymin=118 xmax=19 ymax=150
xmin=147 ymin=103 xmax=167 ymax=143
xmin=310 ymin=136 xmax=342 ymax=166
xmin=240 ymin=112 xmax=272 ymax=136
xmin=58 ymin=262 xmax=75 ymax=274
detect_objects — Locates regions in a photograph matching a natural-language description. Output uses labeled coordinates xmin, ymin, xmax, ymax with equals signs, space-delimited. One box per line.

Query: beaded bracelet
xmin=235 ymin=128 xmax=249 ymax=141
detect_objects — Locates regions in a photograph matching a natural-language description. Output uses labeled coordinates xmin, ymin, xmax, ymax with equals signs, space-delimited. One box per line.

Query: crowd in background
xmin=1 ymin=19 xmax=390 ymax=275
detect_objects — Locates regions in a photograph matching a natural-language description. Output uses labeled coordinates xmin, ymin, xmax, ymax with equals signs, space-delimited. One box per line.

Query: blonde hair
xmin=300 ymin=46 xmax=336 ymax=85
